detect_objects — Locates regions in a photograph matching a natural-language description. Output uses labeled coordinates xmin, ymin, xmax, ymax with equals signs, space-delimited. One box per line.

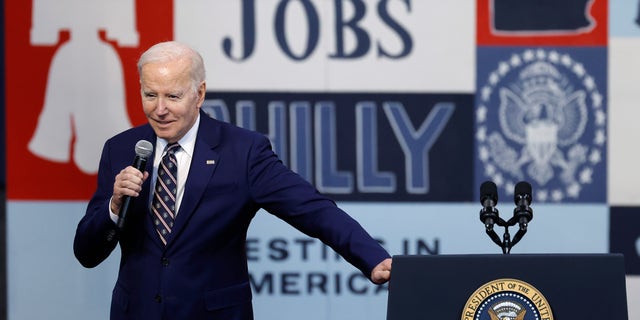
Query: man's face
xmin=140 ymin=57 xmax=205 ymax=143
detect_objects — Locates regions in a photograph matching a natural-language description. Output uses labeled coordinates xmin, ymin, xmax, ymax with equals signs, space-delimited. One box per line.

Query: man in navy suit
xmin=74 ymin=41 xmax=392 ymax=319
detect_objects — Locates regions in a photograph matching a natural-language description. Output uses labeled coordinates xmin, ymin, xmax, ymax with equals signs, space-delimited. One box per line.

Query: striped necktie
xmin=152 ymin=142 xmax=180 ymax=245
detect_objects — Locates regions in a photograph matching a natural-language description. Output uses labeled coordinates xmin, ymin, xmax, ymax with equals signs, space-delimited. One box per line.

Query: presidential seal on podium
xmin=461 ymin=278 xmax=554 ymax=320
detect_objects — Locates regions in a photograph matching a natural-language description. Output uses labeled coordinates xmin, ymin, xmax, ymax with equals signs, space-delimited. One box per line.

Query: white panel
xmin=174 ymin=0 xmax=476 ymax=92
xmin=608 ymin=38 xmax=640 ymax=205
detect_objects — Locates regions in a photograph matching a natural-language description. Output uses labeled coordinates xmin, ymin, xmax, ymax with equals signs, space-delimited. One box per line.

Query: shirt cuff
xmin=108 ymin=196 xmax=119 ymax=224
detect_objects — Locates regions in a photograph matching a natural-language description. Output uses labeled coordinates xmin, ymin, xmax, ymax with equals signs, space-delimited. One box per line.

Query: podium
xmin=387 ymin=254 xmax=628 ymax=319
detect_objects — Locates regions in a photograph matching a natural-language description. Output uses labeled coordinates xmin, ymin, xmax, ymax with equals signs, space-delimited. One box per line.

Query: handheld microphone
xmin=117 ymin=140 xmax=154 ymax=231
xmin=513 ymin=181 xmax=533 ymax=228
xmin=479 ymin=181 xmax=499 ymax=229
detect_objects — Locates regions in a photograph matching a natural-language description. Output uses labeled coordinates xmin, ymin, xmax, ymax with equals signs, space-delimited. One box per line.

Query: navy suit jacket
xmin=74 ymin=111 xmax=390 ymax=319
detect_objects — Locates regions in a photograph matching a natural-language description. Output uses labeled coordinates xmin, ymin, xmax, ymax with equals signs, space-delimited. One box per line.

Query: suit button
xmin=161 ymin=257 xmax=169 ymax=267
xmin=106 ymin=229 xmax=117 ymax=242
xmin=154 ymin=294 xmax=162 ymax=303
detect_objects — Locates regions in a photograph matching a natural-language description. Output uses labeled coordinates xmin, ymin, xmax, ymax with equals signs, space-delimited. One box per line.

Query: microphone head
xmin=480 ymin=181 xmax=498 ymax=205
xmin=134 ymin=140 xmax=154 ymax=159
xmin=514 ymin=181 xmax=532 ymax=204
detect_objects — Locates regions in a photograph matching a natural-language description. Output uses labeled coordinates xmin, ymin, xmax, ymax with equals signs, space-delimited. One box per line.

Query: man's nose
xmin=156 ymin=98 xmax=169 ymax=114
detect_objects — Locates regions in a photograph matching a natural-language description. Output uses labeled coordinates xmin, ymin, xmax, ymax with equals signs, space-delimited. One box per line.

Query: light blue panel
xmin=249 ymin=202 xmax=608 ymax=320
xmin=248 ymin=210 xmax=388 ymax=320
xmin=610 ymin=0 xmax=640 ymax=37
xmin=7 ymin=202 xmax=120 ymax=320
xmin=7 ymin=201 xmax=606 ymax=320
xmin=339 ymin=202 xmax=609 ymax=254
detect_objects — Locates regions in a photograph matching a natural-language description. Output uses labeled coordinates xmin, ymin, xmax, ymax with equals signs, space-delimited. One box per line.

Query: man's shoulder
xmin=108 ymin=124 xmax=154 ymax=143
xmin=102 ymin=124 xmax=154 ymax=154
xmin=200 ymin=113 xmax=265 ymax=141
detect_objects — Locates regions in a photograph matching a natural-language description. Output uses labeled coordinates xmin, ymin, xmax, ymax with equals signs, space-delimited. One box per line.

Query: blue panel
xmin=248 ymin=202 xmax=608 ymax=319
xmin=475 ymin=47 xmax=607 ymax=203
xmin=610 ymin=0 xmax=640 ymax=37
xmin=493 ymin=0 xmax=593 ymax=32
xmin=7 ymin=202 xmax=119 ymax=320
xmin=205 ymin=92 xmax=474 ymax=202
xmin=610 ymin=206 xmax=640 ymax=275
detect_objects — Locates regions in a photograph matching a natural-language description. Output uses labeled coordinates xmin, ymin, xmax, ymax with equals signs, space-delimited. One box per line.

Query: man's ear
xmin=197 ymin=81 xmax=206 ymax=107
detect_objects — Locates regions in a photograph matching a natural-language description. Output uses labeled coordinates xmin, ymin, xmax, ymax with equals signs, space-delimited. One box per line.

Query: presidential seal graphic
xmin=461 ymin=278 xmax=554 ymax=320
xmin=476 ymin=49 xmax=606 ymax=202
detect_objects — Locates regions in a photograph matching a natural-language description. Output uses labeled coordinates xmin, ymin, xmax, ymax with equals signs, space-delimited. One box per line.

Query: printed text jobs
xmin=223 ymin=0 xmax=413 ymax=61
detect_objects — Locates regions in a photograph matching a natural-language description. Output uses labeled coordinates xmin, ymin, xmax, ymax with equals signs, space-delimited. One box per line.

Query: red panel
xmin=477 ymin=0 xmax=608 ymax=46
xmin=4 ymin=1 xmax=173 ymax=200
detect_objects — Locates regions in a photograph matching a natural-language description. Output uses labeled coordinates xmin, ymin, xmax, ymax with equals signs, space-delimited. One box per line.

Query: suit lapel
xmin=165 ymin=113 xmax=222 ymax=247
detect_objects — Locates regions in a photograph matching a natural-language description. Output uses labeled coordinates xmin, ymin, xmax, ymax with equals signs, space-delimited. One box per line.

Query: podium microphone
xmin=479 ymin=181 xmax=503 ymax=250
xmin=479 ymin=181 xmax=499 ymax=229
xmin=117 ymin=140 xmax=154 ymax=231
xmin=513 ymin=181 xmax=533 ymax=228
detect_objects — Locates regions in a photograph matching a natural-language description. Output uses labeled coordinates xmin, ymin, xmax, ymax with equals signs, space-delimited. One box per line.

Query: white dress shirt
xmin=110 ymin=114 xmax=200 ymax=222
